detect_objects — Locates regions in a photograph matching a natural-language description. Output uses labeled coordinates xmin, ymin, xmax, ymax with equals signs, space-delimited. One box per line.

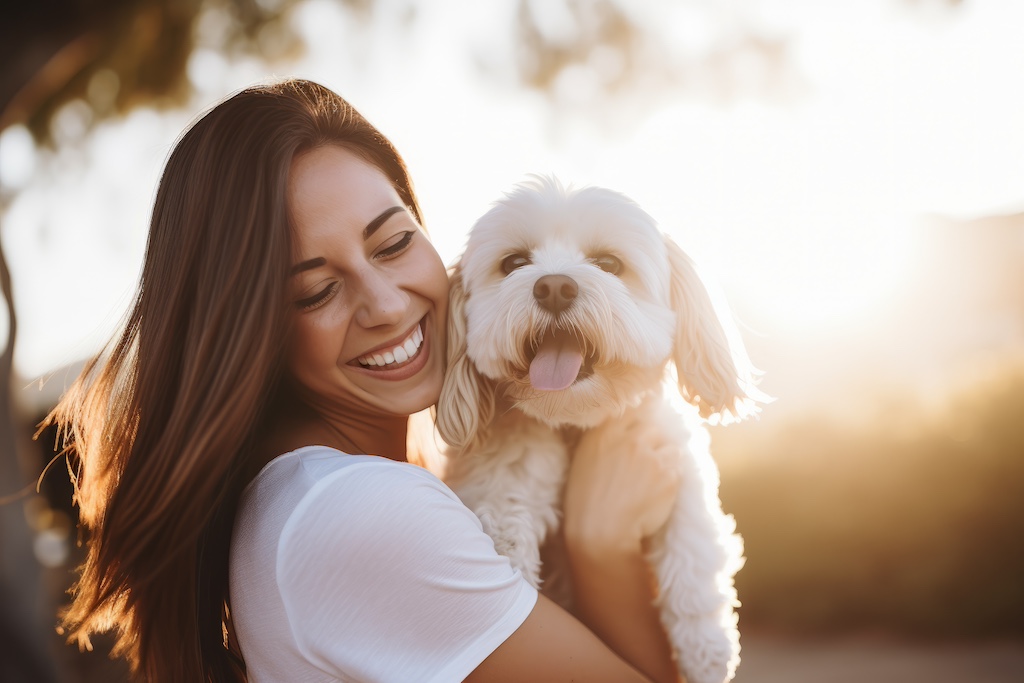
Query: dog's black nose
xmin=533 ymin=274 xmax=578 ymax=314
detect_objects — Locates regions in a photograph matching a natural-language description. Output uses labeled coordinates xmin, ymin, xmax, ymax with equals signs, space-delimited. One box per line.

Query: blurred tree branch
xmin=0 ymin=0 xmax=308 ymax=142
xmin=495 ymin=0 xmax=964 ymax=125
xmin=502 ymin=0 xmax=801 ymax=121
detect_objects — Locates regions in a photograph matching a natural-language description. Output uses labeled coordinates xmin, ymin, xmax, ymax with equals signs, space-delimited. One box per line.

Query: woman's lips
xmin=354 ymin=322 xmax=423 ymax=368
xmin=346 ymin=319 xmax=430 ymax=380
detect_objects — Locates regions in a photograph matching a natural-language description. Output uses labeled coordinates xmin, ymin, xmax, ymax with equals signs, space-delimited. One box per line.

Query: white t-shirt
xmin=229 ymin=446 xmax=537 ymax=683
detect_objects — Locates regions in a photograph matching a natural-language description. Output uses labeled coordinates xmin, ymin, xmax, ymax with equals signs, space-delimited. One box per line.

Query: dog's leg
xmin=446 ymin=414 xmax=569 ymax=588
xmin=638 ymin=400 xmax=744 ymax=683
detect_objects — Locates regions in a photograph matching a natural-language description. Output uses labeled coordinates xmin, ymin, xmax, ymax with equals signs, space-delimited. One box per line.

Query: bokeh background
xmin=1 ymin=1 xmax=1022 ymax=681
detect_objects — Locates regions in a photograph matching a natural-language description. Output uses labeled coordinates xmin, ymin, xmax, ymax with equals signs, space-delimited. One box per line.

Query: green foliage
xmin=716 ymin=369 xmax=1024 ymax=637
xmin=2 ymin=0 xmax=303 ymax=146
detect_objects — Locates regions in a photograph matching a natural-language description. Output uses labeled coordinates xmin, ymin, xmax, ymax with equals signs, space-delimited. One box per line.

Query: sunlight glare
xmin=7 ymin=0 xmax=1024 ymax=381
xmin=0 ymin=124 xmax=37 ymax=190
xmin=587 ymin=100 xmax=916 ymax=332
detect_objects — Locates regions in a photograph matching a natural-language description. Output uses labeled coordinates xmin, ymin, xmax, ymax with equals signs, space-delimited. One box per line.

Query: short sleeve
xmin=276 ymin=462 xmax=537 ymax=683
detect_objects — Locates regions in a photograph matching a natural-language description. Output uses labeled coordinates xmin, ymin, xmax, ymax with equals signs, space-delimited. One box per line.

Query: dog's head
xmin=438 ymin=176 xmax=764 ymax=450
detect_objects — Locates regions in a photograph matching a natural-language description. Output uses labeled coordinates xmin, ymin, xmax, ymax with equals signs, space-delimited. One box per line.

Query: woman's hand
xmin=563 ymin=411 xmax=682 ymax=554
xmin=559 ymin=410 xmax=684 ymax=683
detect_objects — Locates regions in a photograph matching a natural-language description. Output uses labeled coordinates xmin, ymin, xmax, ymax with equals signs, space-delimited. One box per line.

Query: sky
xmin=2 ymin=0 xmax=1023 ymax=409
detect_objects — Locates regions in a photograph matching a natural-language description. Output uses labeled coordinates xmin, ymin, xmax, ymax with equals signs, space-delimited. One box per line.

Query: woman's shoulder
xmin=252 ymin=444 xmax=375 ymax=485
xmin=241 ymin=447 xmax=451 ymax=529
xmin=245 ymin=446 xmax=418 ymax=507
xmin=232 ymin=447 xmax=454 ymax=578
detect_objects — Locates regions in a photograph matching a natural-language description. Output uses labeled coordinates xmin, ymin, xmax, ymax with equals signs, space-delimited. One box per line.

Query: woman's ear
xmin=665 ymin=236 xmax=768 ymax=422
xmin=436 ymin=264 xmax=496 ymax=451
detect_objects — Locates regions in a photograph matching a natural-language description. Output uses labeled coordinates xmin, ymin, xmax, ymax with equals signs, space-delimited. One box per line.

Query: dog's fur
xmin=437 ymin=177 xmax=766 ymax=683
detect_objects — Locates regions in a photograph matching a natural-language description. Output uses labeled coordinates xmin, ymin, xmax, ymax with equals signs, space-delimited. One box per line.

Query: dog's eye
xmin=501 ymin=253 xmax=531 ymax=274
xmin=591 ymin=254 xmax=623 ymax=275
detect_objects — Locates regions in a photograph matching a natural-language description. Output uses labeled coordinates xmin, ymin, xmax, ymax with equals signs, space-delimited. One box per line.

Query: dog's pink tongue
xmin=529 ymin=330 xmax=584 ymax=391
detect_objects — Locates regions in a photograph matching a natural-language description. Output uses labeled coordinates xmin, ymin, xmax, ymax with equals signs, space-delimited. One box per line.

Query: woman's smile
xmin=349 ymin=318 xmax=430 ymax=380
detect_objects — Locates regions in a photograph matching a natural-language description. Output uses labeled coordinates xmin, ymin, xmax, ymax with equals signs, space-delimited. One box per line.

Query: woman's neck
xmin=294 ymin=396 xmax=409 ymax=461
xmin=320 ymin=412 xmax=409 ymax=461
xmin=257 ymin=396 xmax=410 ymax=470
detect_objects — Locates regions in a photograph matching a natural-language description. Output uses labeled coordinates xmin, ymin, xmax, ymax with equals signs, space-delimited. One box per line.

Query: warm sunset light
xmin=3 ymin=1 xmax=1023 ymax=381
xmin=2 ymin=2 xmax=1022 ymax=682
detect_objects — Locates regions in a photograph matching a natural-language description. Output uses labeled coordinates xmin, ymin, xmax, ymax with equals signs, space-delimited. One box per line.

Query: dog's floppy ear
xmin=665 ymin=236 xmax=767 ymax=422
xmin=436 ymin=263 xmax=496 ymax=451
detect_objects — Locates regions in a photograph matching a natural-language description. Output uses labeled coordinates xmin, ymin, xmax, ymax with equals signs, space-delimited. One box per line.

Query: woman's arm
xmin=561 ymin=413 xmax=682 ymax=683
xmin=468 ymin=414 xmax=682 ymax=683
xmin=464 ymin=595 xmax=653 ymax=682
xmin=563 ymin=525 xmax=678 ymax=683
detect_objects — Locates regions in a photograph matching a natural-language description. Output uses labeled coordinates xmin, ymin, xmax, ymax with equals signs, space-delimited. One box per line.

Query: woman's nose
xmin=353 ymin=269 xmax=409 ymax=328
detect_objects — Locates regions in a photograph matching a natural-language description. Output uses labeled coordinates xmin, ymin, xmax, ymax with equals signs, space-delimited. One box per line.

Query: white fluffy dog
xmin=437 ymin=176 xmax=765 ymax=683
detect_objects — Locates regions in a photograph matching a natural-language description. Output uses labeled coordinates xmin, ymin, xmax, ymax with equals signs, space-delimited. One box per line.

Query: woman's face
xmin=286 ymin=145 xmax=449 ymax=419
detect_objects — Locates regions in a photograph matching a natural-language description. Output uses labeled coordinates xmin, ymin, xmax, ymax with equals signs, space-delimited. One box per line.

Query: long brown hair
xmin=45 ymin=79 xmax=423 ymax=682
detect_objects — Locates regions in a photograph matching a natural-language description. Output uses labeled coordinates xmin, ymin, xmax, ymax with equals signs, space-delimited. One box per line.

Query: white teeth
xmin=357 ymin=324 xmax=424 ymax=368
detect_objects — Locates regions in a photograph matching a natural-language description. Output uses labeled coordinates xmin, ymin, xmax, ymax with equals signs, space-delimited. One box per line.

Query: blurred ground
xmin=735 ymin=632 xmax=1024 ymax=683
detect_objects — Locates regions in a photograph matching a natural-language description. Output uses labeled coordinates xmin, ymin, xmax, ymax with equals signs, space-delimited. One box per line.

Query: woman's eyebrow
xmin=289 ymin=206 xmax=406 ymax=275
xmin=290 ymin=256 xmax=325 ymax=275
xmin=362 ymin=206 xmax=405 ymax=240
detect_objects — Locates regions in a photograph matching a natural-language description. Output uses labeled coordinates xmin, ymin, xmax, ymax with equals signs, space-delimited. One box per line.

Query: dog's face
xmin=459 ymin=179 xmax=675 ymax=427
xmin=438 ymin=177 xmax=763 ymax=449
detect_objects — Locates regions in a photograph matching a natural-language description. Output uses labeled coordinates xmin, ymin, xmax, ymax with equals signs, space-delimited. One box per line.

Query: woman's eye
xmin=375 ymin=231 xmax=415 ymax=259
xmin=501 ymin=253 xmax=531 ymax=275
xmin=591 ymin=254 xmax=623 ymax=275
xmin=296 ymin=282 xmax=340 ymax=311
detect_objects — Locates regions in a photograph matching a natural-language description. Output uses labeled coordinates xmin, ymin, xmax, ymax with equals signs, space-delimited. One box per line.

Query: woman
xmin=49 ymin=79 xmax=680 ymax=682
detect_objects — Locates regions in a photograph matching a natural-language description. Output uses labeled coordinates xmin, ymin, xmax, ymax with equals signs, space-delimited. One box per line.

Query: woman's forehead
xmin=288 ymin=146 xmax=403 ymax=239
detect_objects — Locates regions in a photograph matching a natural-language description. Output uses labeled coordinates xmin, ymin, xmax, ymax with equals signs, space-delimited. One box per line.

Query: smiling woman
xmin=43 ymin=79 xmax=441 ymax=682
xmin=43 ymin=78 xmax=683 ymax=683
xmin=282 ymin=145 xmax=449 ymax=457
